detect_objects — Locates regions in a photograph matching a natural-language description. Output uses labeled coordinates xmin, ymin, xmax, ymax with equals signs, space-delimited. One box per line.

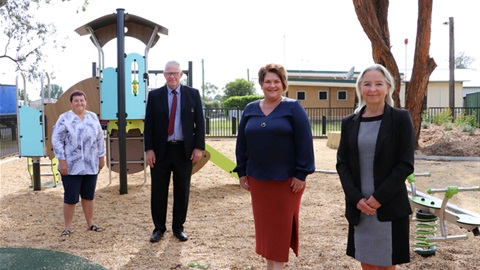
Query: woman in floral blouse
xmin=52 ymin=90 xmax=105 ymax=238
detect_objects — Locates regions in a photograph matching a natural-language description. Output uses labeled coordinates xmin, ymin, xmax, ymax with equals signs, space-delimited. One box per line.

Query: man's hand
xmin=146 ymin=150 xmax=156 ymax=168
xmin=190 ymin=148 xmax=202 ymax=164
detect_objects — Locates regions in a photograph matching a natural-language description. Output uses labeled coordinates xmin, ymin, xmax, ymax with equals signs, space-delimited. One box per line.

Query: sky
xmin=1 ymin=0 xmax=479 ymax=98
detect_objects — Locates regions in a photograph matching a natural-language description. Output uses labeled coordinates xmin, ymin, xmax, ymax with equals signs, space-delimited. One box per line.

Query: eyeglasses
xmin=165 ymin=72 xmax=180 ymax=77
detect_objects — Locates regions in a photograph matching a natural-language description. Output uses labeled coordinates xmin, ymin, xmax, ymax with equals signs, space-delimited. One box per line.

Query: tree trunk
xmin=353 ymin=0 xmax=437 ymax=146
xmin=353 ymin=0 xmax=402 ymax=108
xmin=405 ymin=1 xmax=437 ymax=145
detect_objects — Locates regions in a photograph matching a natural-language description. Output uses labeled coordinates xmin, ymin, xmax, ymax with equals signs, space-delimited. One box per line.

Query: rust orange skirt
xmin=248 ymin=176 xmax=305 ymax=262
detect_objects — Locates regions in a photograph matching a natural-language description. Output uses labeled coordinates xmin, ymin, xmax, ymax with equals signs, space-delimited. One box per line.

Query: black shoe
xmin=173 ymin=231 xmax=188 ymax=242
xmin=150 ymin=230 xmax=164 ymax=243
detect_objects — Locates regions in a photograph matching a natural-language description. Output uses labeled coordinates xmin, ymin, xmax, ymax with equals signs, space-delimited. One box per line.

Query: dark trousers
xmin=150 ymin=143 xmax=193 ymax=233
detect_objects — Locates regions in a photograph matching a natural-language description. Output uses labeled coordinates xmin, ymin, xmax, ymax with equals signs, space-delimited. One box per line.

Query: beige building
xmin=287 ymin=68 xmax=476 ymax=109
xmin=286 ymin=70 xmax=358 ymax=109
xmin=402 ymin=68 xmax=478 ymax=108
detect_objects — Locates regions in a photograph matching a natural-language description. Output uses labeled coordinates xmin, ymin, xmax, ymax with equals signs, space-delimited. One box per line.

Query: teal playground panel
xmin=100 ymin=67 xmax=118 ymax=120
xmin=100 ymin=52 xmax=147 ymax=120
xmin=18 ymin=106 xmax=44 ymax=157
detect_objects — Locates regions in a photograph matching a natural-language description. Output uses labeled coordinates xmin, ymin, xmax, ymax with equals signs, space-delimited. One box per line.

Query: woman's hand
xmin=357 ymin=198 xmax=376 ymax=215
xmin=99 ymin=156 xmax=105 ymax=171
xmin=59 ymin=159 xmax=68 ymax=175
xmin=239 ymin=176 xmax=250 ymax=191
xmin=290 ymin=177 xmax=306 ymax=193
xmin=366 ymin=196 xmax=381 ymax=210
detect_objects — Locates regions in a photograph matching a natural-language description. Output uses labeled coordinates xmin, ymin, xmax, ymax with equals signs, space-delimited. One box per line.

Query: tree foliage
xmin=223 ymin=95 xmax=263 ymax=109
xmin=202 ymin=82 xmax=221 ymax=101
xmin=223 ymin=78 xmax=255 ymax=100
xmin=41 ymin=83 xmax=63 ymax=99
xmin=0 ymin=0 xmax=88 ymax=81
xmin=455 ymin=51 xmax=476 ymax=69
xmin=18 ymin=89 xmax=30 ymax=102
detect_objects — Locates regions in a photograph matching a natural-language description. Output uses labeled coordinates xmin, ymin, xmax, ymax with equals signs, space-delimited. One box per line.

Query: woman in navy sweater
xmin=234 ymin=63 xmax=315 ymax=270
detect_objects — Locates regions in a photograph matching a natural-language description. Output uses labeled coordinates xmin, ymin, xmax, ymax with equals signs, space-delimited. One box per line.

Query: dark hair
xmin=258 ymin=63 xmax=288 ymax=91
xmin=70 ymin=90 xmax=87 ymax=102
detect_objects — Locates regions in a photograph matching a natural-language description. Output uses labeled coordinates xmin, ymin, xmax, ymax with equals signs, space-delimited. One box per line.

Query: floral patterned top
xmin=52 ymin=110 xmax=105 ymax=175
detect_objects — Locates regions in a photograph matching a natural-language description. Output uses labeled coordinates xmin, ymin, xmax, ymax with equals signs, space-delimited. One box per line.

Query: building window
xmin=318 ymin=91 xmax=328 ymax=100
xmin=338 ymin=90 xmax=347 ymax=101
xmin=297 ymin=91 xmax=306 ymax=100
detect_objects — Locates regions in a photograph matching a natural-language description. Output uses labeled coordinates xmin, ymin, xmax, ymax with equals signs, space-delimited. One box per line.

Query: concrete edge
xmin=0 ymin=156 xmax=20 ymax=165
xmin=415 ymin=155 xmax=480 ymax=162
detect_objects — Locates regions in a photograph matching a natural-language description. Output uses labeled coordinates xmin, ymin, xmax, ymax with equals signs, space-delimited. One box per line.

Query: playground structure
xmin=15 ymin=9 xmax=237 ymax=194
xmin=407 ymin=173 xmax=480 ymax=256
xmin=16 ymin=72 xmax=62 ymax=189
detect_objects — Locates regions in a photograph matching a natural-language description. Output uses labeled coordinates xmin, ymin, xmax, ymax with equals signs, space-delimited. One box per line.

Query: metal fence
xmin=204 ymin=106 xmax=479 ymax=138
xmin=204 ymin=107 xmax=355 ymax=137
xmin=424 ymin=107 xmax=480 ymax=125
xmin=0 ymin=124 xmax=18 ymax=158
xmin=1 ymin=107 xmax=478 ymax=158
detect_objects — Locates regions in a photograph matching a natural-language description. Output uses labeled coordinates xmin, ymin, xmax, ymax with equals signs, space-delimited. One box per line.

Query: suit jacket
xmin=144 ymin=84 xmax=205 ymax=161
xmin=336 ymin=104 xmax=415 ymax=225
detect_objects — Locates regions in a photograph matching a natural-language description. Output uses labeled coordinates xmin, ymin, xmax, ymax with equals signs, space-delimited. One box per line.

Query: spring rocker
xmin=407 ymin=173 xmax=480 ymax=256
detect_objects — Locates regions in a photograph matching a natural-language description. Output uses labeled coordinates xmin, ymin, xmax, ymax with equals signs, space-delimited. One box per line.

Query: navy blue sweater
xmin=234 ymin=98 xmax=315 ymax=181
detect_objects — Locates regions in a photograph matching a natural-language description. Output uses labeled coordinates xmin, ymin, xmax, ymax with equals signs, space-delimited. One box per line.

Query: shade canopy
xmin=75 ymin=12 xmax=168 ymax=48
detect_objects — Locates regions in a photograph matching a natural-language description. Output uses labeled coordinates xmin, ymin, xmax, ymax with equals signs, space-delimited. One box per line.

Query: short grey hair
xmin=165 ymin=60 xmax=181 ymax=71
xmin=354 ymin=64 xmax=395 ymax=114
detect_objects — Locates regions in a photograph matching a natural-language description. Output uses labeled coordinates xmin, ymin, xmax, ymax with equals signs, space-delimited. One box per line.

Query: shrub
xmin=443 ymin=122 xmax=453 ymax=131
xmin=454 ymin=111 xmax=478 ymax=128
xmin=421 ymin=109 xmax=432 ymax=124
xmin=432 ymin=109 xmax=453 ymax=125
xmin=223 ymin=95 xmax=263 ymax=109
xmin=460 ymin=124 xmax=477 ymax=135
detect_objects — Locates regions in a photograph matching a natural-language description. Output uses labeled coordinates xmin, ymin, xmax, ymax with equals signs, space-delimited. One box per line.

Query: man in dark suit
xmin=144 ymin=60 xmax=205 ymax=242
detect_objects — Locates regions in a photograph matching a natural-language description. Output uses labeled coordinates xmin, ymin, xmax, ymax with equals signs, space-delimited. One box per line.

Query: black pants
xmin=150 ymin=143 xmax=193 ymax=233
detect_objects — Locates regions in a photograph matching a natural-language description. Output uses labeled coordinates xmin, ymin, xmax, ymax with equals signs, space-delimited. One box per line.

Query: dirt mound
xmin=417 ymin=124 xmax=480 ymax=157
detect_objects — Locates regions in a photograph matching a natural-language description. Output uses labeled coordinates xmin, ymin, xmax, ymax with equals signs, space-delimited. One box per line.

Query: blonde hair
xmin=354 ymin=64 xmax=395 ymax=114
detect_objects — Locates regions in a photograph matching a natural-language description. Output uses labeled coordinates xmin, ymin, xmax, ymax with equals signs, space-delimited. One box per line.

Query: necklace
xmin=260 ymin=98 xmax=283 ymax=128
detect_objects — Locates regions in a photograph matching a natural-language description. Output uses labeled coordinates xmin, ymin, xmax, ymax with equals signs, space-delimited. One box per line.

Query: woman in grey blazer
xmin=336 ymin=64 xmax=415 ymax=270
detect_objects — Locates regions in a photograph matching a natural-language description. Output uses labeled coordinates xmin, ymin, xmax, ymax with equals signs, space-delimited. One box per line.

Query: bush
xmin=454 ymin=111 xmax=478 ymax=128
xmin=443 ymin=122 xmax=453 ymax=131
xmin=223 ymin=95 xmax=263 ymax=109
xmin=421 ymin=109 xmax=432 ymax=124
xmin=432 ymin=109 xmax=453 ymax=125
xmin=460 ymin=124 xmax=477 ymax=135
